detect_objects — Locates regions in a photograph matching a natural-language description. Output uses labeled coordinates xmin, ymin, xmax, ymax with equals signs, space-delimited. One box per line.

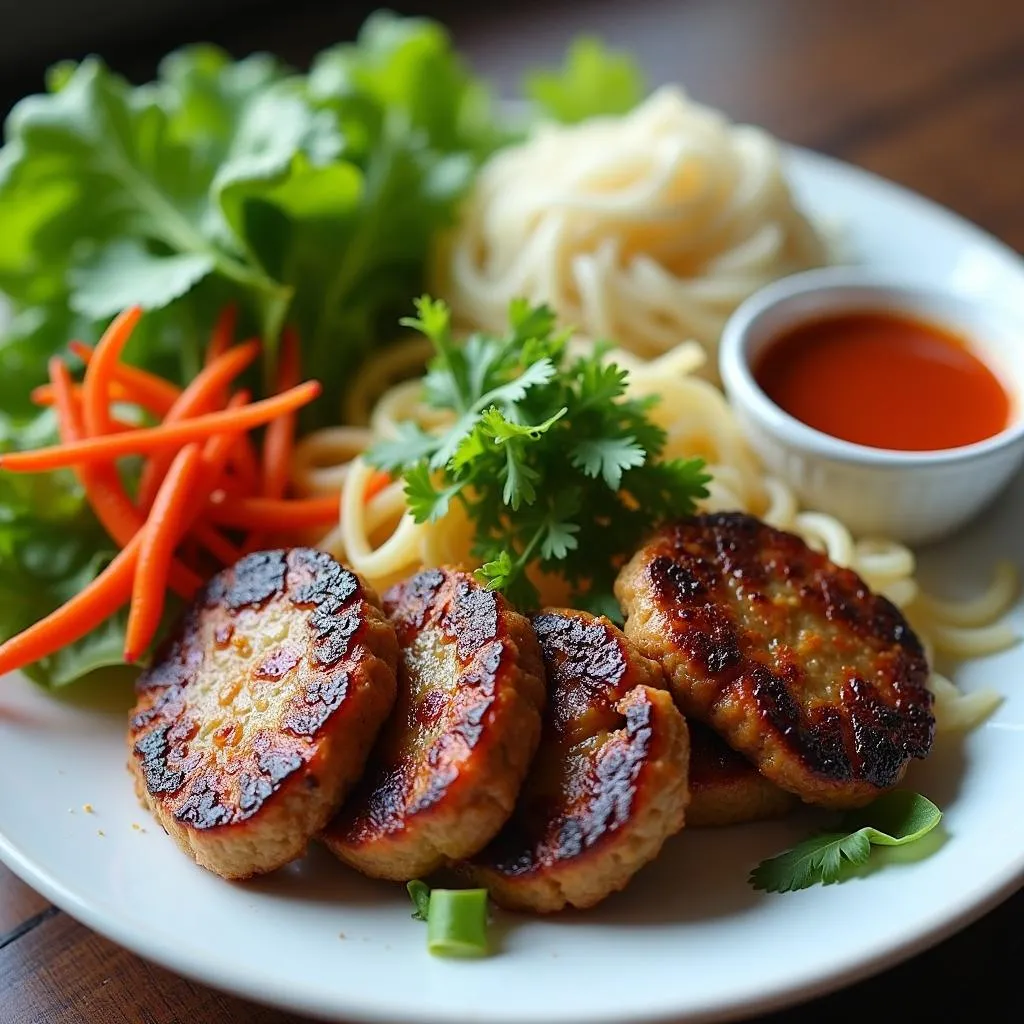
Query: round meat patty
xmin=127 ymin=549 xmax=399 ymax=880
xmin=687 ymin=721 xmax=797 ymax=827
xmin=321 ymin=567 xmax=546 ymax=881
xmin=615 ymin=512 xmax=934 ymax=809
xmin=466 ymin=609 xmax=690 ymax=913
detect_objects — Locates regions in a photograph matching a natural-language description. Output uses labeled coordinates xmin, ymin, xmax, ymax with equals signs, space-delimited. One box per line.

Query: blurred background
xmin=1 ymin=0 xmax=1018 ymax=250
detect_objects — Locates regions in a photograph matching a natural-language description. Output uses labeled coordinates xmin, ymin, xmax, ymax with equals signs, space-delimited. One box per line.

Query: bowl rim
xmin=718 ymin=265 xmax=1024 ymax=468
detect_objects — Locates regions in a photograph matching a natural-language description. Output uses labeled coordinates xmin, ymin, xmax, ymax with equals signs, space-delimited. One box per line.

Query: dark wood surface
xmin=2 ymin=0 xmax=1023 ymax=1021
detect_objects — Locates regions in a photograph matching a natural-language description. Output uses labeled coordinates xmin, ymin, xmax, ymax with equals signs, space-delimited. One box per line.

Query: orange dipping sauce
xmin=754 ymin=312 xmax=1011 ymax=451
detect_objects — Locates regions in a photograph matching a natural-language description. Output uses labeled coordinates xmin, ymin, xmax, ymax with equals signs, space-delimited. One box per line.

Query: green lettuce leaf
xmin=524 ymin=37 xmax=646 ymax=124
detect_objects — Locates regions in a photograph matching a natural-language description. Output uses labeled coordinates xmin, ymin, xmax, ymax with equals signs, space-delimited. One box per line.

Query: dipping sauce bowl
xmin=719 ymin=266 xmax=1024 ymax=545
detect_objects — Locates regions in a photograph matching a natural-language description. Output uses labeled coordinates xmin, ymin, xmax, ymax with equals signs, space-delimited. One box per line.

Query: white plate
xmin=2 ymin=147 xmax=1024 ymax=1024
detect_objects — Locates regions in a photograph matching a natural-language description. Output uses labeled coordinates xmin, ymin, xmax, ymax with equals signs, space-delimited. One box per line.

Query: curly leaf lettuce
xmin=0 ymin=13 xmax=652 ymax=689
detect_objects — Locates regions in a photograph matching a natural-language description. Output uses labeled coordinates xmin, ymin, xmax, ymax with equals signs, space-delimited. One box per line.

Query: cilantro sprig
xmin=750 ymin=791 xmax=943 ymax=893
xmin=367 ymin=296 xmax=710 ymax=609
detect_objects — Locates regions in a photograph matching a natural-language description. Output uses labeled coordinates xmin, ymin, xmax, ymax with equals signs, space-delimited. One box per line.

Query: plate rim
xmin=2 ymin=142 xmax=1024 ymax=1024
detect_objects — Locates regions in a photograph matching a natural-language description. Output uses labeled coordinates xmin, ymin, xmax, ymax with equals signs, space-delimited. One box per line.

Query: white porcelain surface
xmin=719 ymin=266 xmax=1024 ymax=544
xmin=1 ymin=149 xmax=1024 ymax=1024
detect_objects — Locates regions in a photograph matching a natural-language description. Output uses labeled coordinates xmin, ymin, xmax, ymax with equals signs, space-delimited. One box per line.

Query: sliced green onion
xmin=407 ymin=879 xmax=431 ymax=921
xmin=426 ymin=888 xmax=489 ymax=958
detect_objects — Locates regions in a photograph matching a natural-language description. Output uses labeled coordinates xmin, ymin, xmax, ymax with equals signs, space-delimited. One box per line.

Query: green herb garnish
xmin=0 ymin=16 xmax=652 ymax=689
xmin=406 ymin=880 xmax=490 ymax=958
xmin=368 ymin=296 xmax=710 ymax=609
xmin=750 ymin=791 xmax=943 ymax=893
xmin=524 ymin=36 xmax=646 ymax=124
xmin=406 ymin=879 xmax=431 ymax=921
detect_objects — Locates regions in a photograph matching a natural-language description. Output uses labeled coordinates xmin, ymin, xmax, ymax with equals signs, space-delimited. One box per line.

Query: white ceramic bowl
xmin=719 ymin=266 xmax=1024 ymax=545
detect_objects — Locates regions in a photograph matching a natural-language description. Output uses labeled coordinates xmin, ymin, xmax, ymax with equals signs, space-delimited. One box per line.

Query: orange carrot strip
xmin=364 ymin=470 xmax=392 ymax=503
xmin=194 ymin=390 xmax=254 ymax=490
xmin=124 ymin=444 xmax=205 ymax=662
xmin=33 ymin=380 xmax=134 ymax=409
xmin=207 ymin=494 xmax=340 ymax=531
xmin=205 ymin=304 xmax=237 ymax=366
xmin=228 ymin=435 xmax=261 ymax=492
xmin=245 ymin=326 xmax=303 ymax=553
xmin=48 ymin=359 xmax=201 ymax=598
xmin=190 ymin=522 xmax=243 ymax=566
xmin=70 ymin=340 xmax=180 ymax=416
xmin=0 ymin=381 xmax=321 ymax=472
xmin=0 ymin=389 xmax=255 ymax=677
xmin=82 ymin=307 xmax=143 ymax=437
xmin=261 ymin=326 xmax=301 ymax=500
xmin=136 ymin=340 xmax=260 ymax=510
xmin=0 ymin=543 xmax=138 ymax=677
xmin=69 ymin=336 xmax=255 ymax=483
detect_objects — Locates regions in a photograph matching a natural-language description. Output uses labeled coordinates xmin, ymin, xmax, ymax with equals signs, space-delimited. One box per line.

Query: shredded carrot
xmin=82 ymin=307 xmax=143 ymax=436
xmin=70 ymin=340 xmax=179 ymax=416
xmin=33 ymin=379 xmax=134 ymax=409
xmin=245 ymin=326 xmax=302 ymax=553
xmin=67 ymin=333 xmax=259 ymax=485
xmin=364 ymin=469 xmax=393 ymax=503
xmin=261 ymin=326 xmax=301 ymax=501
xmin=228 ymin=436 xmax=261 ymax=492
xmin=0 ymin=387 xmax=253 ymax=676
xmin=190 ymin=522 xmax=243 ymax=566
xmin=125 ymin=444 xmax=205 ymax=661
xmin=136 ymin=340 xmax=260 ymax=510
xmin=0 ymin=381 xmax=322 ymax=472
xmin=195 ymin=392 xmax=253 ymax=485
xmin=205 ymin=304 xmax=238 ymax=366
xmin=0 ymin=304 xmax=336 ymax=677
xmin=48 ymin=358 xmax=202 ymax=597
xmin=207 ymin=494 xmax=340 ymax=530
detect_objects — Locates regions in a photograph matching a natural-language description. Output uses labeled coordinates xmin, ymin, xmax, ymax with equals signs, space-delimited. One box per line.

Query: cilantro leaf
xmin=750 ymin=791 xmax=943 ymax=893
xmin=540 ymin=518 xmax=580 ymax=561
xmin=475 ymin=551 xmax=513 ymax=592
xmin=403 ymin=463 xmax=463 ymax=524
xmin=367 ymin=421 xmax=440 ymax=473
xmin=524 ymin=37 xmax=646 ymax=124
xmin=570 ymin=435 xmax=647 ymax=489
xmin=407 ymin=879 xmax=432 ymax=922
xmin=378 ymin=297 xmax=710 ymax=607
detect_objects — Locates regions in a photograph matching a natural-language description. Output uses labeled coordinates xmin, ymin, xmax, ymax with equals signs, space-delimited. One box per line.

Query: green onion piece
xmin=426 ymin=888 xmax=489 ymax=958
xmin=407 ymin=879 xmax=431 ymax=921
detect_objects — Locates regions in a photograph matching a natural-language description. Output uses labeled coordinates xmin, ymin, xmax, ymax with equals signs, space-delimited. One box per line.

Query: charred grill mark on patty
xmin=126 ymin=548 xmax=398 ymax=879
xmin=467 ymin=609 xmax=689 ymax=913
xmin=322 ymin=567 xmax=546 ymax=880
xmin=616 ymin=513 xmax=934 ymax=809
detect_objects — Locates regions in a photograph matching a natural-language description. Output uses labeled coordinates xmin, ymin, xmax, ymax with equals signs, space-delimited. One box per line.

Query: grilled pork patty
xmin=322 ymin=567 xmax=546 ymax=880
xmin=467 ymin=609 xmax=690 ymax=912
xmin=686 ymin=721 xmax=797 ymax=826
xmin=128 ymin=549 xmax=398 ymax=879
xmin=615 ymin=513 xmax=934 ymax=809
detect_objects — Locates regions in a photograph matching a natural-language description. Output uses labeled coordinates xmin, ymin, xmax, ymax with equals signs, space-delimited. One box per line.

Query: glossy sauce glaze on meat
xmin=127 ymin=549 xmax=399 ymax=879
xmin=322 ymin=567 xmax=546 ymax=880
xmin=615 ymin=513 xmax=934 ymax=809
xmin=686 ymin=721 xmax=797 ymax=827
xmin=467 ymin=609 xmax=690 ymax=912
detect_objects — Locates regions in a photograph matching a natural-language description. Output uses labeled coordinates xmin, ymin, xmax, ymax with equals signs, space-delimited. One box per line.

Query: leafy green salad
xmin=0 ymin=13 xmax=645 ymax=688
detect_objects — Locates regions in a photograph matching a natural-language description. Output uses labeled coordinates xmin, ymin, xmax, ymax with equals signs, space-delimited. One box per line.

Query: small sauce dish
xmin=719 ymin=266 xmax=1024 ymax=545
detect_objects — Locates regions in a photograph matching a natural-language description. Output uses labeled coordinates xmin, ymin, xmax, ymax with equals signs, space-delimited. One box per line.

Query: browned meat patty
xmin=687 ymin=721 xmax=797 ymax=827
xmin=127 ymin=549 xmax=399 ymax=880
xmin=466 ymin=609 xmax=690 ymax=913
xmin=615 ymin=512 xmax=934 ymax=809
xmin=322 ymin=567 xmax=546 ymax=881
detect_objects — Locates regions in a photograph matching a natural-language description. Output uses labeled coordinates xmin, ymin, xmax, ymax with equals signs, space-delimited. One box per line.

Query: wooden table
xmin=2 ymin=0 xmax=1023 ymax=1020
